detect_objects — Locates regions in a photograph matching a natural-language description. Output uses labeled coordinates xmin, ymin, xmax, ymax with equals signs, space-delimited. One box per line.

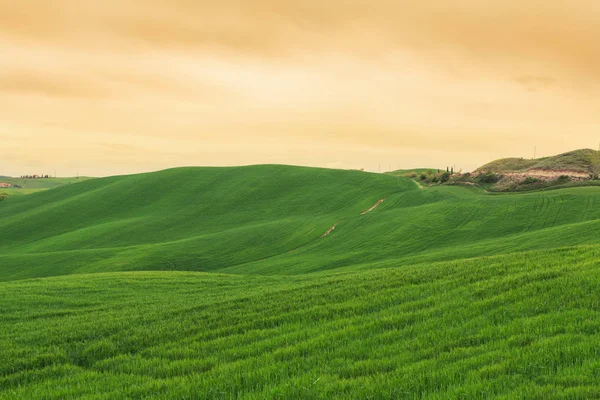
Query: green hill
xmin=474 ymin=158 xmax=540 ymax=174
xmin=0 ymin=166 xmax=410 ymax=280
xmin=475 ymin=149 xmax=600 ymax=175
xmin=387 ymin=168 xmax=439 ymax=176
xmin=0 ymin=176 xmax=92 ymax=189
xmin=3 ymin=164 xmax=600 ymax=397
xmin=3 ymin=165 xmax=600 ymax=280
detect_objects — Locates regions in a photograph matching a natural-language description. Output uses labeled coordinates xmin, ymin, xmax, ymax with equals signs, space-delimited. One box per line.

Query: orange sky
xmin=1 ymin=0 xmax=600 ymax=176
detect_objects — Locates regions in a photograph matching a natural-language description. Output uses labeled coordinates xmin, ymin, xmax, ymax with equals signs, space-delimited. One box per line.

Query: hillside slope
xmin=0 ymin=166 xmax=410 ymax=280
xmin=475 ymin=149 xmax=600 ymax=176
xmin=2 ymin=165 xmax=600 ymax=280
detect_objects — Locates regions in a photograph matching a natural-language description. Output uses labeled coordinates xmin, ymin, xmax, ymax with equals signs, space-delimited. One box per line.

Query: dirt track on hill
xmin=321 ymin=198 xmax=386 ymax=238
xmin=361 ymin=199 xmax=385 ymax=215
xmin=320 ymin=224 xmax=338 ymax=238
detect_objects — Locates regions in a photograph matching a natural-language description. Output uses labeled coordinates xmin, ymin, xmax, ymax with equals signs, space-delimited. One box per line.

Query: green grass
xmin=0 ymin=188 xmax=44 ymax=197
xmin=0 ymin=177 xmax=93 ymax=198
xmin=2 ymin=247 xmax=600 ymax=398
xmin=0 ymin=166 xmax=410 ymax=280
xmin=3 ymin=164 xmax=600 ymax=398
xmin=3 ymin=166 xmax=600 ymax=279
xmin=0 ymin=177 xmax=92 ymax=189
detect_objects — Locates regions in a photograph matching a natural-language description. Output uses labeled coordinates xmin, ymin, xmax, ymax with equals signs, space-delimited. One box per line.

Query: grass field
xmin=3 ymin=166 xmax=600 ymax=279
xmin=0 ymin=177 xmax=92 ymax=189
xmin=0 ymin=188 xmax=44 ymax=197
xmin=2 ymin=165 xmax=600 ymax=398
xmin=0 ymin=177 xmax=93 ymax=198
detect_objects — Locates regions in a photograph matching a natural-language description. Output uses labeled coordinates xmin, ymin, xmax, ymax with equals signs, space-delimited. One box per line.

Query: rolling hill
xmin=470 ymin=149 xmax=600 ymax=191
xmin=2 ymin=165 xmax=600 ymax=280
xmin=387 ymin=168 xmax=439 ymax=176
xmin=0 ymin=177 xmax=93 ymax=199
xmin=2 ymin=164 xmax=600 ymax=398
xmin=475 ymin=149 xmax=600 ymax=175
xmin=402 ymin=149 xmax=600 ymax=192
xmin=0 ymin=166 xmax=410 ymax=280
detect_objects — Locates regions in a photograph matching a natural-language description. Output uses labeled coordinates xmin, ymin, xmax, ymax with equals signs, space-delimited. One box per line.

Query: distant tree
xmin=440 ymin=172 xmax=451 ymax=183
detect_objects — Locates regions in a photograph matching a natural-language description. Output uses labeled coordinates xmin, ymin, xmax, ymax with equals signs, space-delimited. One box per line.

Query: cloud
xmin=513 ymin=76 xmax=558 ymax=92
xmin=0 ymin=0 xmax=599 ymax=176
xmin=0 ymin=70 xmax=110 ymax=99
xmin=2 ymin=1 xmax=599 ymax=77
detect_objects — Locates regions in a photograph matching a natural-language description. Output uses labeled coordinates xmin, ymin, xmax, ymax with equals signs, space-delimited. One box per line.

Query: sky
xmin=1 ymin=1 xmax=600 ymax=177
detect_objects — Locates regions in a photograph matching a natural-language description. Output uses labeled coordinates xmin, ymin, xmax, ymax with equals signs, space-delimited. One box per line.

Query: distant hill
xmin=0 ymin=177 xmax=93 ymax=198
xmin=386 ymin=168 xmax=439 ymax=177
xmin=0 ymin=176 xmax=92 ymax=189
xmin=455 ymin=149 xmax=600 ymax=191
xmin=475 ymin=149 xmax=600 ymax=176
xmin=385 ymin=149 xmax=600 ymax=192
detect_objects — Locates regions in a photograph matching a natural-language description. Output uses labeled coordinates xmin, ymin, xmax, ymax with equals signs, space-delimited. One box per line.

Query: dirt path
xmin=361 ymin=199 xmax=385 ymax=215
xmin=320 ymin=198 xmax=386 ymax=238
xmin=320 ymin=224 xmax=338 ymax=238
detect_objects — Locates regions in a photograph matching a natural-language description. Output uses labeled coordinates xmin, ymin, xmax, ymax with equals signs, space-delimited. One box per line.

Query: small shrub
xmin=522 ymin=176 xmax=541 ymax=185
xmin=554 ymin=175 xmax=571 ymax=184
xmin=477 ymin=171 xmax=502 ymax=184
